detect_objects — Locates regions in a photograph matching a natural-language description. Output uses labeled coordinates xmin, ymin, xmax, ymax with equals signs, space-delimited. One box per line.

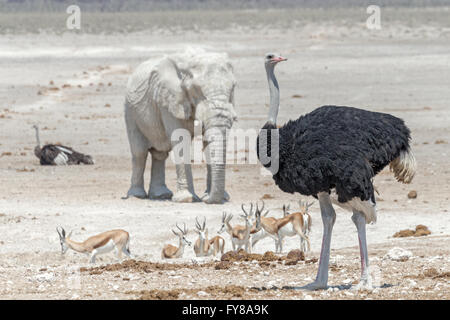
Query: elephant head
xmin=156 ymin=49 xmax=237 ymax=203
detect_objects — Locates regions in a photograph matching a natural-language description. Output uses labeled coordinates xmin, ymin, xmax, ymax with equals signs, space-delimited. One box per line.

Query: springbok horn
xmin=176 ymin=223 xmax=184 ymax=234
xmin=202 ymin=217 xmax=206 ymax=230
xmin=241 ymin=204 xmax=248 ymax=216
xmin=195 ymin=217 xmax=201 ymax=230
xmin=259 ymin=200 xmax=265 ymax=213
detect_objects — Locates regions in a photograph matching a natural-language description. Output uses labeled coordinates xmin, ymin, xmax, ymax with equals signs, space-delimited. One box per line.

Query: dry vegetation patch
xmin=393 ymin=225 xmax=431 ymax=238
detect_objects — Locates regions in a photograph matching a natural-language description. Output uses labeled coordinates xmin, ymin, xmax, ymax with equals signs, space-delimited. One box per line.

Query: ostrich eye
xmin=267 ymin=55 xmax=274 ymax=59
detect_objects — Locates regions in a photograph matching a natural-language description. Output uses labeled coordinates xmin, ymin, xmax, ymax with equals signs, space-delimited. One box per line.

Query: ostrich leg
xmin=301 ymin=192 xmax=336 ymax=290
xmin=351 ymin=210 xmax=373 ymax=290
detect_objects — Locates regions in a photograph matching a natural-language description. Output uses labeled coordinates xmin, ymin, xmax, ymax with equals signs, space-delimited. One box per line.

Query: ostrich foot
xmin=172 ymin=189 xmax=200 ymax=203
xmin=201 ymin=190 xmax=230 ymax=204
xmin=298 ymin=281 xmax=328 ymax=291
xmin=149 ymin=185 xmax=173 ymax=200
xmin=351 ymin=277 xmax=373 ymax=291
xmin=127 ymin=186 xmax=147 ymax=199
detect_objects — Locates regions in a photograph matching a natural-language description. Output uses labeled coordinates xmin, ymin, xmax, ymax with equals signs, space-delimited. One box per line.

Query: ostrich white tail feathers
xmin=390 ymin=148 xmax=416 ymax=184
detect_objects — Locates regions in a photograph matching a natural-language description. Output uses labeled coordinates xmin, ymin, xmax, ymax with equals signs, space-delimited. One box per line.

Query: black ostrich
xmin=33 ymin=125 xmax=94 ymax=166
xmin=257 ymin=53 xmax=416 ymax=290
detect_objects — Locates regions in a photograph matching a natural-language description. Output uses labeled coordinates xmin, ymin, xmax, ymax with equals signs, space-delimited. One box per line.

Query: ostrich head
xmin=264 ymin=53 xmax=287 ymax=66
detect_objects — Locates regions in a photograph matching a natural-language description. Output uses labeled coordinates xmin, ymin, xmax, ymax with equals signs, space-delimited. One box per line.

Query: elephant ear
xmin=157 ymin=57 xmax=195 ymax=120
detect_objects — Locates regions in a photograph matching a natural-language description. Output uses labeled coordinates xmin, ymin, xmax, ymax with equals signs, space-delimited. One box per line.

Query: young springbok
xmin=253 ymin=201 xmax=312 ymax=253
xmin=250 ymin=201 xmax=280 ymax=251
xmin=218 ymin=205 xmax=254 ymax=253
xmin=56 ymin=227 xmax=132 ymax=263
xmin=277 ymin=201 xmax=312 ymax=253
xmin=161 ymin=223 xmax=191 ymax=259
xmin=193 ymin=217 xmax=225 ymax=257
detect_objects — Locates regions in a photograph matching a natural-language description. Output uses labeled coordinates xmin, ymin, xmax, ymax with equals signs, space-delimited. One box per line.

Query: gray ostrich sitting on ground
xmin=33 ymin=125 xmax=94 ymax=166
xmin=257 ymin=53 xmax=416 ymax=290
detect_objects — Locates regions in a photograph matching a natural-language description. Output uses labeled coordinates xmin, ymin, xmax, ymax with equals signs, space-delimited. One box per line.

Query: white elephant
xmin=124 ymin=48 xmax=237 ymax=204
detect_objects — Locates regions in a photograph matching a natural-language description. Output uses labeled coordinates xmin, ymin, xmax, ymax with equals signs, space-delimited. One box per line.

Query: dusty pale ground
xmin=0 ymin=8 xmax=449 ymax=299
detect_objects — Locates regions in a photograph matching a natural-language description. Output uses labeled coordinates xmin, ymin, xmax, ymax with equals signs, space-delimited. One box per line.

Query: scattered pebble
xmin=383 ymin=247 xmax=413 ymax=262
xmin=408 ymin=190 xmax=417 ymax=199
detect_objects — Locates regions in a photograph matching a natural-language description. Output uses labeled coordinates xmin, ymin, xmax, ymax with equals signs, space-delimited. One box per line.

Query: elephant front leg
xmin=172 ymin=163 xmax=200 ymax=203
xmin=149 ymin=152 xmax=173 ymax=200
xmin=125 ymin=106 xmax=148 ymax=199
xmin=127 ymin=151 xmax=148 ymax=199
xmin=201 ymin=141 xmax=230 ymax=203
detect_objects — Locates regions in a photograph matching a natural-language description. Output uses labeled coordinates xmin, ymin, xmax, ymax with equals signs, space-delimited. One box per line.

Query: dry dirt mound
xmin=129 ymin=285 xmax=247 ymax=300
xmin=220 ymin=250 xmax=307 ymax=263
xmin=80 ymin=259 xmax=214 ymax=275
xmin=393 ymin=225 xmax=431 ymax=238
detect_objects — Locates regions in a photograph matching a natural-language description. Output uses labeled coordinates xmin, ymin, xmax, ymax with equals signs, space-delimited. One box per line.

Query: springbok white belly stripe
xmin=94 ymin=239 xmax=116 ymax=254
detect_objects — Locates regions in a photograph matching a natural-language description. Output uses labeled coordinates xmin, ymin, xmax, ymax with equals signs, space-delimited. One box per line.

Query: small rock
xmin=343 ymin=279 xmax=352 ymax=284
xmin=407 ymin=279 xmax=417 ymax=287
xmin=383 ymin=247 xmax=413 ymax=262
xmin=35 ymin=273 xmax=54 ymax=282
xmin=407 ymin=190 xmax=417 ymax=199
xmin=197 ymin=290 xmax=209 ymax=297
xmin=303 ymin=294 xmax=313 ymax=300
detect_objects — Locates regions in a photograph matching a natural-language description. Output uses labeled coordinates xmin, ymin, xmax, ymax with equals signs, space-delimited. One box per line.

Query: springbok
xmin=161 ymin=223 xmax=191 ymax=259
xmin=253 ymin=201 xmax=312 ymax=253
xmin=56 ymin=227 xmax=132 ymax=263
xmin=193 ymin=217 xmax=225 ymax=257
xmin=218 ymin=205 xmax=254 ymax=253
xmin=250 ymin=201 xmax=280 ymax=251
xmin=277 ymin=201 xmax=312 ymax=253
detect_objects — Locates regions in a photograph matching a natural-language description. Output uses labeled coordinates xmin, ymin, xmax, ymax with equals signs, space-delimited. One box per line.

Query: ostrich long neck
xmin=34 ymin=126 xmax=41 ymax=156
xmin=34 ymin=126 xmax=41 ymax=146
xmin=266 ymin=63 xmax=280 ymax=126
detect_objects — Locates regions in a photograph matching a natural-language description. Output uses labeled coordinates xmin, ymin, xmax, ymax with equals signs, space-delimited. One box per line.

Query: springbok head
xmin=298 ymin=200 xmax=314 ymax=213
xmin=282 ymin=204 xmax=291 ymax=216
xmin=56 ymin=226 xmax=73 ymax=255
xmin=240 ymin=202 xmax=255 ymax=227
xmin=195 ymin=216 xmax=208 ymax=240
xmin=254 ymin=200 xmax=269 ymax=230
xmin=172 ymin=222 xmax=191 ymax=247
xmin=218 ymin=212 xmax=233 ymax=234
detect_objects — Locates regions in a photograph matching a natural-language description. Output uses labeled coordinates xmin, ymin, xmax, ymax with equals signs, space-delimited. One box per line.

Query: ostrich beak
xmin=272 ymin=56 xmax=287 ymax=63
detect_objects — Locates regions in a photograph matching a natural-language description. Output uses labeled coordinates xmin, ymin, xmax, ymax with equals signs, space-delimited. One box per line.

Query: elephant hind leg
xmin=149 ymin=150 xmax=173 ymax=200
xmin=125 ymin=105 xmax=149 ymax=199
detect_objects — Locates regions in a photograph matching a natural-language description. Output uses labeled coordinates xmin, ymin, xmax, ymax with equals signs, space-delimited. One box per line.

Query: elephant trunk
xmin=204 ymin=127 xmax=227 ymax=204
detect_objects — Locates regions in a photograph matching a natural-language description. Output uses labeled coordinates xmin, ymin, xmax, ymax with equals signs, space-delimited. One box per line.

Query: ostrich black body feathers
xmin=36 ymin=144 xmax=94 ymax=166
xmin=257 ymin=105 xmax=412 ymax=204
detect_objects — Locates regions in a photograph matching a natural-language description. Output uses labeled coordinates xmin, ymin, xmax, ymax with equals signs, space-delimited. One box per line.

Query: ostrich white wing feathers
xmin=55 ymin=146 xmax=73 ymax=154
xmin=54 ymin=152 xmax=69 ymax=165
